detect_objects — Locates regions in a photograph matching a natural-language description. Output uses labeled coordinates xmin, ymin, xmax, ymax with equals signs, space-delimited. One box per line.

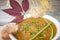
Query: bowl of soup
xmin=12 ymin=14 xmax=60 ymax=40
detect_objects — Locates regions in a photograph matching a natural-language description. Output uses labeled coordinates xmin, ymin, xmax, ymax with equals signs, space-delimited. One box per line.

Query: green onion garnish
xmin=44 ymin=19 xmax=53 ymax=39
xmin=50 ymin=25 xmax=53 ymax=40
xmin=29 ymin=22 xmax=52 ymax=40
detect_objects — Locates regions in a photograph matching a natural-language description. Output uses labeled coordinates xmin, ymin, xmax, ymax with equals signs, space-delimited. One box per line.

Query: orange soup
xmin=14 ymin=17 xmax=57 ymax=40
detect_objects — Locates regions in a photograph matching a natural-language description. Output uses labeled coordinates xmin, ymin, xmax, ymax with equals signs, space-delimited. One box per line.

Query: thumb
xmin=0 ymin=28 xmax=11 ymax=40
xmin=0 ymin=23 xmax=18 ymax=40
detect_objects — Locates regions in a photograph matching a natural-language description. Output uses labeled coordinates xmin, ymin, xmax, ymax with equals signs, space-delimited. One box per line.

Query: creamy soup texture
xmin=14 ymin=17 xmax=57 ymax=40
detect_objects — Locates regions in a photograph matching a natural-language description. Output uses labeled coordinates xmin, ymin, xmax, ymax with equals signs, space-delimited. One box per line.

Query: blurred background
xmin=47 ymin=0 xmax=60 ymax=22
xmin=0 ymin=0 xmax=60 ymax=22
xmin=0 ymin=0 xmax=60 ymax=40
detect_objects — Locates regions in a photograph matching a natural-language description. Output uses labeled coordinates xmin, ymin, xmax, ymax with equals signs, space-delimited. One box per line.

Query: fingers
xmin=0 ymin=23 xmax=18 ymax=40
xmin=2 ymin=37 xmax=11 ymax=40
xmin=0 ymin=28 xmax=11 ymax=40
xmin=4 ymin=23 xmax=18 ymax=34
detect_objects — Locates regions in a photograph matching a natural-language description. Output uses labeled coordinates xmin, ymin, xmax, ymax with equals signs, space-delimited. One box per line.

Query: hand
xmin=0 ymin=23 xmax=18 ymax=40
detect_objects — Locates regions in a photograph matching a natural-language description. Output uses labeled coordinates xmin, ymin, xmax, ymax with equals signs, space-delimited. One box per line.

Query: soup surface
xmin=14 ymin=17 xmax=57 ymax=40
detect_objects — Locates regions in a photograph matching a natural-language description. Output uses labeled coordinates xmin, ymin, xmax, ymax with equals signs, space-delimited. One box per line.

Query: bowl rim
xmin=43 ymin=15 xmax=60 ymax=40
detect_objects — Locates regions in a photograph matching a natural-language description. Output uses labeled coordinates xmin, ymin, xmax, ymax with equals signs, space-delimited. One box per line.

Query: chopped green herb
xmin=35 ymin=25 xmax=40 ymax=30
xmin=24 ymin=26 xmax=29 ymax=31
xmin=30 ymin=31 xmax=36 ymax=36
xmin=38 ymin=34 xmax=43 ymax=38
xmin=31 ymin=20 xmax=36 ymax=25
xmin=24 ymin=24 xmax=30 ymax=31
xmin=23 ymin=22 xmax=30 ymax=31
